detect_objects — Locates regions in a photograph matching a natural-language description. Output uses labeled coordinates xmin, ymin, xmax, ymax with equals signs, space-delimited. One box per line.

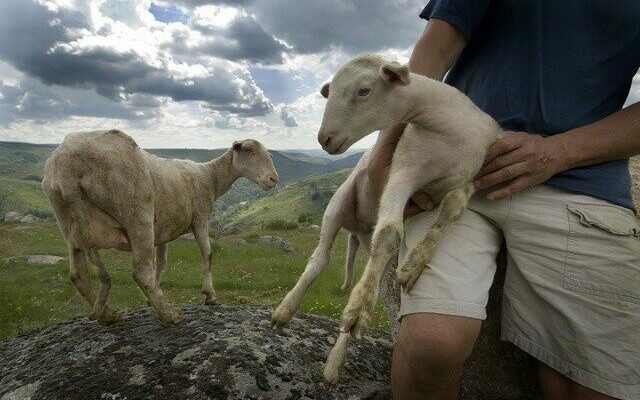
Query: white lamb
xmin=42 ymin=130 xmax=278 ymax=324
xmin=316 ymin=54 xmax=502 ymax=384
xmin=270 ymin=149 xmax=401 ymax=333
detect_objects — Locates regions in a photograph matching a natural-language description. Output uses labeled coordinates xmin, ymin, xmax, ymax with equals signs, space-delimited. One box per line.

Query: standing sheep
xmin=316 ymin=54 xmax=502 ymax=383
xmin=42 ymin=129 xmax=278 ymax=324
xmin=270 ymin=149 xmax=401 ymax=333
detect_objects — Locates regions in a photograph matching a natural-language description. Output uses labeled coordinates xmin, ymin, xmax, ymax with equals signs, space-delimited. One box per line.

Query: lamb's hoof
xmin=270 ymin=303 xmax=294 ymax=329
xmin=396 ymin=252 xmax=428 ymax=294
xmin=340 ymin=283 xmax=350 ymax=292
xmin=339 ymin=294 xmax=373 ymax=339
xmin=323 ymin=332 xmax=351 ymax=385
xmin=98 ymin=308 xmax=121 ymax=325
xmin=160 ymin=309 xmax=184 ymax=324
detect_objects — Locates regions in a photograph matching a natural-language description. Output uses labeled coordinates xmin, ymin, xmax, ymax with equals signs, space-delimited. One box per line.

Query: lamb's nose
xmin=318 ymin=131 xmax=332 ymax=147
xmin=269 ymin=174 xmax=278 ymax=184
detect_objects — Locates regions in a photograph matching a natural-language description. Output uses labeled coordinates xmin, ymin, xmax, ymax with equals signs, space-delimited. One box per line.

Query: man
xmin=367 ymin=1 xmax=640 ymax=399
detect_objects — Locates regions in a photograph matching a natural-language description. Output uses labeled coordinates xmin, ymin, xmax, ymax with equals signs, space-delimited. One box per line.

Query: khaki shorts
xmin=399 ymin=184 xmax=640 ymax=400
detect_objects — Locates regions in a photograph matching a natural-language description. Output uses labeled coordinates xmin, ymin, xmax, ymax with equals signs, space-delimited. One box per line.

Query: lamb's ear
xmin=320 ymin=82 xmax=330 ymax=98
xmin=380 ymin=62 xmax=410 ymax=85
xmin=232 ymin=141 xmax=242 ymax=151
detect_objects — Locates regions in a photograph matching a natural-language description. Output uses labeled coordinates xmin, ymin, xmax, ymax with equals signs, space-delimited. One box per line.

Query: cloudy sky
xmin=0 ymin=0 xmax=638 ymax=150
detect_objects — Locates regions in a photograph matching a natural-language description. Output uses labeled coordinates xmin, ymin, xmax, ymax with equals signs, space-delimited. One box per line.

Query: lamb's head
xmin=317 ymin=54 xmax=411 ymax=154
xmin=231 ymin=139 xmax=278 ymax=191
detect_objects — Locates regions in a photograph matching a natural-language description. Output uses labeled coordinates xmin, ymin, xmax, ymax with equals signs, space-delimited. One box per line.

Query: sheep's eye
xmin=357 ymin=88 xmax=370 ymax=97
xmin=243 ymin=147 xmax=253 ymax=154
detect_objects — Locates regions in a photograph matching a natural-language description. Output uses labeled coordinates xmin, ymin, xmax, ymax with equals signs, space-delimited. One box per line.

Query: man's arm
xmin=475 ymin=101 xmax=640 ymax=201
xmin=368 ymin=19 xmax=467 ymax=215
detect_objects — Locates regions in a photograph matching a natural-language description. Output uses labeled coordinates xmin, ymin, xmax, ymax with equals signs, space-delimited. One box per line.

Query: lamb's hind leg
xmin=324 ymin=173 xmax=417 ymax=384
xmin=155 ymin=243 xmax=168 ymax=288
xmin=341 ymin=232 xmax=360 ymax=291
xmin=397 ymin=183 xmax=475 ymax=293
xmin=271 ymin=206 xmax=344 ymax=328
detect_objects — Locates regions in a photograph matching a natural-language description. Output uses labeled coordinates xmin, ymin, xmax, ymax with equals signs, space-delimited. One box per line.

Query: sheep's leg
xmin=397 ymin=183 xmax=475 ymax=293
xmin=130 ymin=221 xmax=183 ymax=324
xmin=271 ymin=207 xmax=344 ymax=328
xmin=324 ymin=173 xmax=416 ymax=384
xmin=86 ymin=250 xmax=119 ymax=324
xmin=193 ymin=220 xmax=219 ymax=305
xmin=341 ymin=233 xmax=360 ymax=291
xmin=155 ymin=243 xmax=168 ymax=288
xmin=68 ymin=245 xmax=119 ymax=323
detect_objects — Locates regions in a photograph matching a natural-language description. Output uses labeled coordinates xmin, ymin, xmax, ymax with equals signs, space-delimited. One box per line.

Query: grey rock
xmin=3 ymin=211 xmax=21 ymax=223
xmin=0 ymin=305 xmax=392 ymax=400
xmin=259 ymin=235 xmax=294 ymax=253
xmin=19 ymin=214 xmax=39 ymax=224
xmin=25 ymin=255 xmax=65 ymax=265
xmin=180 ymin=232 xmax=196 ymax=241
xmin=309 ymin=224 xmax=320 ymax=230
xmin=235 ymin=239 xmax=248 ymax=246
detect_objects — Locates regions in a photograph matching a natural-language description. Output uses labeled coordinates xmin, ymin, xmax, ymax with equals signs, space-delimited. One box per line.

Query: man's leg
xmin=539 ymin=363 xmax=618 ymax=400
xmin=501 ymin=185 xmax=640 ymax=400
xmin=391 ymin=196 xmax=504 ymax=398
xmin=392 ymin=313 xmax=481 ymax=400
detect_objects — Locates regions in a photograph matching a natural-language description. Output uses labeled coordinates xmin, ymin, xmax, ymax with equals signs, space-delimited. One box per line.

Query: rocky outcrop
xmin=259 ymin=235 xmax=294 ymax=253
xmin=19 ymin=214 xmax=39 ymax=224
xmin=0 ymin=305 xmax=392 ymax=400
xmin=3 ymin=211 xmax=21 ymax=223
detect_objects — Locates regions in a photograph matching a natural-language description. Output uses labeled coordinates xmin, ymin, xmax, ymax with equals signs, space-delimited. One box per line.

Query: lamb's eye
xmin=357 ymin=88 xmax=370 ymax=97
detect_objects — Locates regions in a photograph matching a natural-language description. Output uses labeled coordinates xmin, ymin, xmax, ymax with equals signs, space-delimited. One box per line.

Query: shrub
xmin=264 ymin=218 xmax=297 ymax=231
xmin=297 ymin=212 xmax=314 ymax=223
xmin=22 ymin=175 xmax=42 ymax=182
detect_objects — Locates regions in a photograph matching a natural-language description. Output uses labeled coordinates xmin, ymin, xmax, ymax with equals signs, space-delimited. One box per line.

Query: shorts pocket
xmin=565 ymin=203 xmax=640 ymax=305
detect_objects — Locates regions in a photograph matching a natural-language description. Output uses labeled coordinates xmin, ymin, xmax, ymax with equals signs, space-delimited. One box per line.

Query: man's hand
xmin=474 ymin=131 xmax=568 ymax=201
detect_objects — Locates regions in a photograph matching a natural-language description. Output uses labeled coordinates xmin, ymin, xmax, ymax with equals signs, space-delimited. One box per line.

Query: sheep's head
xmin=317 ymin=54 xmax=411 ymax=154
xmin=231 ymin=139 xmax=278 ymax=191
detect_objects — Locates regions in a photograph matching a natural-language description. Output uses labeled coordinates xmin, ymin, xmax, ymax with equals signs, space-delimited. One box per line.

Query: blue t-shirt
xmin=420 ymin=1 xmax=640 ymax=210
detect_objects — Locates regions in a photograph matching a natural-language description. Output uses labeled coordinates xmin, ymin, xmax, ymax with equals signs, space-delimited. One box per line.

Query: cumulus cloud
xmin=0 ymin=0 xmax=273 ymax=120
xmin=0 ymin=0 xmax=427 ymax=149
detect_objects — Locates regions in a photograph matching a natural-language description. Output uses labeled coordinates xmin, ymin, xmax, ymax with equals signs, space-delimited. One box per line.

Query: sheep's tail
xmin=58 ymin=172 xmax=92 ymax=248
xmin=323 ymin=332 xmax=352 ymax=385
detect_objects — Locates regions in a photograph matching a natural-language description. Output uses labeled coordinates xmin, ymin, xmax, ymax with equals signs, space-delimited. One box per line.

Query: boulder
xmin=3 ymin=211 xmax=21 ymax=223
xmin=259 ymin=235 xmax=294 ymax=253
xmin=25 ymin=255 xmax=65 ymax=265
xmin=19 ymin=214 xmax=39 ymax=224
xmin=0 ymin=305 xmax=392 ymax=400
xmin=180 ymin=232 xmax=196 ymax=241
xmin=309 ymin=224 xmax=320 ymax=230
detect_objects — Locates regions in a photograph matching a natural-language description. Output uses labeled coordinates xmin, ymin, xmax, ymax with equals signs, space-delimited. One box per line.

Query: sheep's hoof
xmin=160 ymin=309 xmax=184 ymax=324
xmin=98 ymin=308 xmax=122 ymax=325
xmin=396 ymin=252 xmax=427 ymax=294
xmin=340 ymin=283 xmax=351 ymax=292
xmin=204 ymin=296 xmax=220 ymax=306
xmin=270 ymin=303 xmax=294 ymax=329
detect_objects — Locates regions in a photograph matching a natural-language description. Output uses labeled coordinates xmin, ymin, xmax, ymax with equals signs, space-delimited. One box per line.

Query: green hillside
xmin=219 ymin=169 xmax=351 ymax=230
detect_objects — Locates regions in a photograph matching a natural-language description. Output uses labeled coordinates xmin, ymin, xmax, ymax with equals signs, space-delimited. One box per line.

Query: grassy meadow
xmin=0 ymin=217 xmax=390 ymax=340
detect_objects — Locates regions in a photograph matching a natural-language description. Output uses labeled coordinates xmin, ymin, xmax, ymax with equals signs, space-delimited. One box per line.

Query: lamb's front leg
xmin=324 ymin=173 xmax=417 ymax=384
xmin=397 ymin=183 xmax=475 ymax=293
xmin=193 ymin=219 xmax=219 ymax=305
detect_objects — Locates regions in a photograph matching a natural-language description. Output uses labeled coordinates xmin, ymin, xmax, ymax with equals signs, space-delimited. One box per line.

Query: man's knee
xmin=396 ymin=313 xmax=481 ymax=377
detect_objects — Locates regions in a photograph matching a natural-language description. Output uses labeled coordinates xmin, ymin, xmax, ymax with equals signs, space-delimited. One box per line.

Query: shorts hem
xmin=399 ymin=298 xmax=486 ymax=320
xmin=502 ymin=322 xmax=639 ymax=400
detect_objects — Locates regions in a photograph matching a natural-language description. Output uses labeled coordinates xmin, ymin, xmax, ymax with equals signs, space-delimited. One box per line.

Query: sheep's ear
xmin=320 ymin=82 xmax=330 ymax=98
xmin=232 ymin=141 xmax=242 ymax=151
xmin=380 ymin=62 xmax=410 ymax=85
